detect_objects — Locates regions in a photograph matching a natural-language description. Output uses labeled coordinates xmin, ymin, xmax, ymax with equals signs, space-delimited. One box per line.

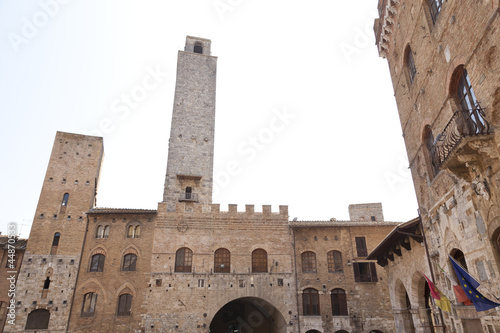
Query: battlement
xmin=157 ymin=202 xmax=288 ymax=217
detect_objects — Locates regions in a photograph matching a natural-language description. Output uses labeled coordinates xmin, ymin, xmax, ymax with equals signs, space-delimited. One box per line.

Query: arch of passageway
xmin=209 ymin=297 xmax=287 ymax=333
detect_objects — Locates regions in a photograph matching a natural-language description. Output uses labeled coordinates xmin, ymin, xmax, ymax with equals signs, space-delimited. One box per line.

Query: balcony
xmin=434 ymin=105 xmax=494 ymax=180
xmin=179 ymin=192 xmax=198 ymax=202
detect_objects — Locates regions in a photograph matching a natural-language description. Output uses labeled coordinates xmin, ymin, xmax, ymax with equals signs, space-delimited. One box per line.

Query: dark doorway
xmin=210 ymin=297 xmax=286 ymax=333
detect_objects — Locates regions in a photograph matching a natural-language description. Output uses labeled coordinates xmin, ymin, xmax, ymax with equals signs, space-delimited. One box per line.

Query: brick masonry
xmin=374 ymin=1 xmax=500 ymax=332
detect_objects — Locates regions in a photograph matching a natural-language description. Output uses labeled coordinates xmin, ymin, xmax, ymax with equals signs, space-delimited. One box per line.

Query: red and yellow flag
xmin=423 ymin=273 xmax=452 ymax=312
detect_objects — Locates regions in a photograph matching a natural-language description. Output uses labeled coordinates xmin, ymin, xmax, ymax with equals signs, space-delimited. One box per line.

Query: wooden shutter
xmin=370 ymin=262 xmax=378 ymax=282
xmin=355 ymin=237 xmax=368 ymax=257
xmin=353 ymin=263 xmax=361 ymax=282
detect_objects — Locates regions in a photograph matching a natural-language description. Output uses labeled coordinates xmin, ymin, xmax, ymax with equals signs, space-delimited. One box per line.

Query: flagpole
xmin=419 ymin=209 xmax=447 ymax=333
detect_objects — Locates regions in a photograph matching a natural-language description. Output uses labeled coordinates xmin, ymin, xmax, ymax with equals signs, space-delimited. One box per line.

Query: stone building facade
xmin=0 ymin=236 xmax=27 ymax=333
xmin=5 ymin=36 xmax=402 ymax=333
xmin=373 ymin=0 xmax=500 ymax=332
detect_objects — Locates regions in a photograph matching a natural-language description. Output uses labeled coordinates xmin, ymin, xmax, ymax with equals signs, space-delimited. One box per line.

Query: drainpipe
xmin=419 ymin=210 xmax=446 ymax=333
xmin=291 ymin=226 xmax=301 ymax=333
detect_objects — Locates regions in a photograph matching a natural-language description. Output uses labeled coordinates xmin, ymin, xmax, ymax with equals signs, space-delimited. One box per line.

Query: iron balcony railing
xmin=179 ymin=192 xmax=198 ymax=202
xmin=434 ymin=104 xmax=490 ymax=167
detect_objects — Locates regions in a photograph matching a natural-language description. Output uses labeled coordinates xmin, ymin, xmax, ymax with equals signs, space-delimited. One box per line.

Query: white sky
xmin=0 ymin=0 xmax=418 ymax=238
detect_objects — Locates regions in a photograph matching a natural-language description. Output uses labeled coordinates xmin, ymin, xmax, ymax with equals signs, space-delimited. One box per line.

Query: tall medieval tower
xmin=163 ymin=36 xmax=217 ymax=212
xmin=8 ymin=132 xmax=103 ymax=332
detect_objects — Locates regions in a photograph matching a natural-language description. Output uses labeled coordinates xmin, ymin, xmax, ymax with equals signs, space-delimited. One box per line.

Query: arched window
xmin=331 ymin=288 xmax=348 ymax=316
xmin=428 ymin=0 xmax=443 ymax=24
xmin=52 ymin=233 xmax=60 ymax=246
xmin=302 ymin=288 xmax=320 ymax=315
xmin=405 ymin=46 xmax=417 ymax=85
xmin=214 ymin=248 xmax=230 ymax=273
xmin=61 ymin=193 xmax=69 ymax=206
xmin=423 ymin=125 xmax=440 ymax=179
xmin=25 ymin=309 xmax=50 ymax=329
xmin=90 ymin=254 xmax=105 ymax=272
xmin=455 ymin=67 xmax=478 ymax=111
xmin=185 ymin=187 xmax=192 ymax=200
xmin=175 ymin=248 xmax=193 ymax=272
xmin=81 ymin=292 xmax=98 ymax=317
xmin=327 ymin=250 xmax=343 ymax=272
xmin=194 ymin=42 xmax=203 ymax=54
xmin=301 ymin=251 xmax=317 ymax=273
xmin=43 ymin=276 xmax=51 ymax=289
xmin=96 ymin=225 xmax=110 ymax=238
xmin=96 ymin=226 xmax=103 ymax=238
xmin=451 ymin=249 xmax=468 ymax=270
xmin=122 ymin=254 xmax=137 ymax=271
xmin=117 ymin=294 xmax=132 ymax=316
xmin=51 ymin=232 xmax=60 ymax=255
xmin=127 ymin=225 xmax=141 ymax=238
xmin=252 ymin=249 xmax=268 ymax=273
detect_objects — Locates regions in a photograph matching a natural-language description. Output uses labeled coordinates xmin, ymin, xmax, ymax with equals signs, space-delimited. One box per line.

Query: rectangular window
xmin=355 ymin=237 xmax=368 ymax=257
xmin=198 ymin=279 xmax=205 ymax=288
xmin=353 ymin=262 xmax=378 ymax=282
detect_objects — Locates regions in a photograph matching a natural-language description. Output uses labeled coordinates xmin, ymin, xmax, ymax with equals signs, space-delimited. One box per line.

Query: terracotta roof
xmin=88 ymin=208 xmax=157 ymax=214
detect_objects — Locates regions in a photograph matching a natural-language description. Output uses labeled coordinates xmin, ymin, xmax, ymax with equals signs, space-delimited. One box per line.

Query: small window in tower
xmin=194 ymin=42 xmax=203 ymax=54
xmin=43 ymin=277 xmax=51 ymax=289
xmin=185 ymin=187 xmax=192 ymax=200
xmin=371 ymin=216 xmax=376 ymax=221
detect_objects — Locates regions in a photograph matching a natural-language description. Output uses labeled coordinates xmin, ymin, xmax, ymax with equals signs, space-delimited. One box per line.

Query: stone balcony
xmin=434 ymin=105 xmax=496 ymax=181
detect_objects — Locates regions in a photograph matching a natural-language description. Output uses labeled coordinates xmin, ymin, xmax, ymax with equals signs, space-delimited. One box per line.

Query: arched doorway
xmin=306 ymin=330 xmax=322 ymax=333
xmin=210 ymin=297 xmax=286 ymax=333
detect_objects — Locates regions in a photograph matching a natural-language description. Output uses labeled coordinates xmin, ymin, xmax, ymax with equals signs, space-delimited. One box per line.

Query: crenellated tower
xmin=163 ymin=36 xmax=217 ymax=211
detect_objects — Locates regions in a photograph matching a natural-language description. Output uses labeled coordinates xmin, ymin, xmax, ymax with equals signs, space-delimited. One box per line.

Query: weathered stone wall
xmin=163 ymin=37 xmax=217 ymax=211
xmin=375 ymin=0 xmax=500 ymax=331
xmin=292 ymin=222 xmax=398 ymax=333
xmin=0 ymin=237 xmax=26 ymax=333
xmin=67 ymin=210 xmax=156 ymax=333
xmin=348 ymin=203 xmax=384 ymax=222
xmin=143 ymin=202 xmax=299 ymax=333
xmin=5 ymin=132 xmax=104 ymax=333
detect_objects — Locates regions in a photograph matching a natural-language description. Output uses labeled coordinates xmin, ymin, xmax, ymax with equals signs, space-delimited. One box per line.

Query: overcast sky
xmin=0 ymin=0 xmax=419 ymax=238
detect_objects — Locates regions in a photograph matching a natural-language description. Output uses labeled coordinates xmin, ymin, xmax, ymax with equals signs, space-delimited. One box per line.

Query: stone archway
xmin=209 ymin=297 xmax=287 ymax=333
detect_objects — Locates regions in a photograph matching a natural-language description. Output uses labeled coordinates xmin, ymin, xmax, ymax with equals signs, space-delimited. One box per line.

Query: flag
xmin=422 ymin=273 xmax=452 ymax=312
xmin=449 ymin=255 xmax=500 ymax=312
xmin=433 ymin=259 xmax=473 ymax=306
xmin=453 ymin=285 xmax=473 ymax=306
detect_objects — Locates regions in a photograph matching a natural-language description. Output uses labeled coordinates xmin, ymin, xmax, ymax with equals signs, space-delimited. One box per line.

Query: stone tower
xmin=163 ymin=36 xmax=217 ymax=211
xmin=7 ymin=132 xmax=104 ymax=332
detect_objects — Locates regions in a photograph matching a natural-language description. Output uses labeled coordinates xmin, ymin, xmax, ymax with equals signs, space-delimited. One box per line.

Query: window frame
xmin=122 ymin=253 xmax=137 ymax=272
xmin=89 ymin=254 xmax=105 ymax=272
xmin=355 ymin=237 xmax=368 ymax=257
xmin=214 ymin=248 xmax=230 ymax=273
xmin=428 ymin=0 xmax=443 ymax=25
xmin=407 ymin=47 xmax=417 ymax=85
xmin=117 ymin=294 xmax=132 ymax=316
xmin=251 ymin=249 xmax=268 ymax=273
xmin=327 ymin=250 xmax=343 ymax=273
xmin=331 ymin=288 xmax=348 ymax=316
xmin=353 ymin=262 xmax=378 ymax=282
xmin=302 ymin=288 xmax=320 ymax=316
xmin=81 ymin=292 xmax=98 ymax=317
xmin=301 ymin=251 xmax=317 ymax=273
xmin=175 ymin=247 xmax=193 ymax=273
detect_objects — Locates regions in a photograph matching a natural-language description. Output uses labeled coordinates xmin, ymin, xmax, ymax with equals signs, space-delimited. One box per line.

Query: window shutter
xmin=370 ymin=262 xmax=378 ymax=282
xmin=353 ymin=263 xmax=361 ymax=282
xmin=338 ymin=291 xmax=348 ymax=316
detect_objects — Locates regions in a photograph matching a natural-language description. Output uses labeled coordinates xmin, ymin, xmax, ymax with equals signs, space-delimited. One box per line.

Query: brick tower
xmin=7 ymin=132 xmax=103 ymax=332
xmin=162 ymin=36 xmax=217 ymax=212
